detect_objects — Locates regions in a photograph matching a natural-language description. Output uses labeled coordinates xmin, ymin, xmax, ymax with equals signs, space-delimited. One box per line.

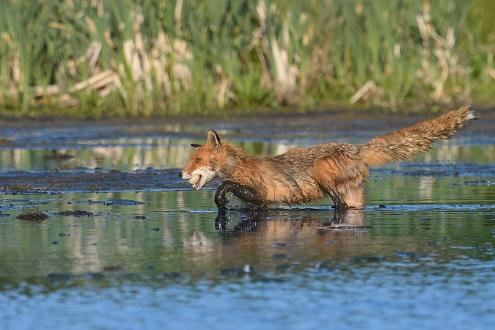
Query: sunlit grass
xmin=0 ymin=0 xmax=493 ymax=117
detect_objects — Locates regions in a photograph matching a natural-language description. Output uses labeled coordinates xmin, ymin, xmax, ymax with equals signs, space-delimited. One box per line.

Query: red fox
xmin=181 ymin=106 xmax=475 ymax=210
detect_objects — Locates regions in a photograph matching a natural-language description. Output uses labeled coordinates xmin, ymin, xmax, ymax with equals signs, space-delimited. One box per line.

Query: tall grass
xmin=0 ymin=0 xmax=494 ymax=117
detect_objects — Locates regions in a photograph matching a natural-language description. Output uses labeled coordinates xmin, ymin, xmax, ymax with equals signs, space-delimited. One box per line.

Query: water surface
xmin=0 ymin=111 xmax=494 ymax=329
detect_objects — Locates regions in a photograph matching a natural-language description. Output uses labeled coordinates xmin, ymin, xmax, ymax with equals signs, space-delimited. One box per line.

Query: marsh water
xmin=1 ymin=110 xmax=495 ymax=329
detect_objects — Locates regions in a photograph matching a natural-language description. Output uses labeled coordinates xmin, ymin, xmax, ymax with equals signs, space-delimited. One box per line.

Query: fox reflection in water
xmin=214 ymin=208 xmax=368 ymax=253
xmin=206 ymin=209 xmax=371 ymax=266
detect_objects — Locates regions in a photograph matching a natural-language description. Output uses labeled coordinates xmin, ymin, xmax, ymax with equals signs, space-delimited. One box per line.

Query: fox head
xmin=181 ymin=129 xmax=224 ymax=190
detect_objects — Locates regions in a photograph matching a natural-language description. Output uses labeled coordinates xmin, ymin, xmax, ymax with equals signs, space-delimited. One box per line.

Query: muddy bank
xmin=1 ymin=108 xmax=494 ymax=150
xmin=0 ymin=169 xmax=189 ymax=194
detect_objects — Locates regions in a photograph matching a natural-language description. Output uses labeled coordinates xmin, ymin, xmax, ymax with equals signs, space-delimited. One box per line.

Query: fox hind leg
xmin=321 ymin=185 xmax=364 ymax=210
xmin=341 ymin=186 xmax=364 ymax=209
xmin=321 ymin=184 xmax=348 ymax=211
xmin=313 ymin=164 xmax=345 ymax=209
xmin=313 ymin=155 xmax=367 ymax=210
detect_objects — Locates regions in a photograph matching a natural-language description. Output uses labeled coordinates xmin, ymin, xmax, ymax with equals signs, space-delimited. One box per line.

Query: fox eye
xmin=194 ymin=157 xmax=201 ymax=162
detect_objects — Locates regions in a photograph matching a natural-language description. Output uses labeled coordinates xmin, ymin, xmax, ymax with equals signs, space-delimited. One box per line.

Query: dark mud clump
xmin=2 ymin=184 xmax=33 ymax=194
xmin=17 ymin=210 xmax=48 ymax=222
xmin=58 ymin=210 xmax=94 ymax=217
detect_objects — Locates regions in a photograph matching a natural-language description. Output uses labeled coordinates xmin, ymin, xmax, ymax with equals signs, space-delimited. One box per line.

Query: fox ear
xmin=207 ymin=129 xmax=222 ymax=149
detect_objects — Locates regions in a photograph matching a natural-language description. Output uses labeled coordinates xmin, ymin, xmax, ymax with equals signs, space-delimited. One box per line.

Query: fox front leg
xmin=214 ymin=181 xmax=265 ymax=210
xmin=214 ymin=181 xmax=233 ymax=209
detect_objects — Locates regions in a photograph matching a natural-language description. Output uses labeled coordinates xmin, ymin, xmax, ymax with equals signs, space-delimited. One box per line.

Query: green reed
xmin=0 ymin=0 xmax=493 ymax=117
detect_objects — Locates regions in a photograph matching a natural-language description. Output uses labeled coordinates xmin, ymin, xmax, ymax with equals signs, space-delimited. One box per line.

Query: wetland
xmin=1 ymin=110 xmax=494 ymax=329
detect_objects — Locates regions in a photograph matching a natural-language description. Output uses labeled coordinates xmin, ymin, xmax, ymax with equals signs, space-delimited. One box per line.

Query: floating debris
xmin=58 ymin=210 xmax=94 ymax=217
xmin=105 ymin=199 xmax=145 ymax=206
xmin=16 ymin=210 xmax=48 ymax=222
xmin=317 ymin=224 xmax=371 ymax=231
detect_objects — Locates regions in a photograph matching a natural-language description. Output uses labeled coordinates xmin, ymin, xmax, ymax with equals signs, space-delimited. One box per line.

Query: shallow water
xmin=0 ymin=111 xmax=494 ymax=329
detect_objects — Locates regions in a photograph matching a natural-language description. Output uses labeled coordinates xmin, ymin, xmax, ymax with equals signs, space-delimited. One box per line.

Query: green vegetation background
xmin=0 ymin=0 xmax=494 ymax=117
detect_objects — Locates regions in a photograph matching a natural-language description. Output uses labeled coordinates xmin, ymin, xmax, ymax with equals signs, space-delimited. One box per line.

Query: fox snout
xmin=180 ymin=170 xmax=192 ymax=180
xmin=178 ymin=171 xmax=193 ymax=179
xmin=180 ymin=167 xmax=216 ymax=190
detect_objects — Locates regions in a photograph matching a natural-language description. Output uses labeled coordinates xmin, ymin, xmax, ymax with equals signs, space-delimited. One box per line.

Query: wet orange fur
xmin=182 ymin=106 xmax=475 ymax=209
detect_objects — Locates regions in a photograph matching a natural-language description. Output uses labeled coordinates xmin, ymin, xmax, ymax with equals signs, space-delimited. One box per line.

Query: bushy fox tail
xmin=361 ymin=105 xmax=476 ymax=166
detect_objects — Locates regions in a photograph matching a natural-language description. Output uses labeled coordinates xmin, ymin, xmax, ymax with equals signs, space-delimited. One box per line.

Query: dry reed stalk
xmin=416 ymin=3 xmax=463 ymax=102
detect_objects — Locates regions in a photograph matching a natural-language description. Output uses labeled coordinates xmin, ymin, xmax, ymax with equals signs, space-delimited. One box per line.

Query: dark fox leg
xmin=320 ymin=184 xmax=365 ymax=210
xmin=323 ymin=185 xmax=348 ymax=211
xmin=214 ymin=181 xmax=265 ymax=210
